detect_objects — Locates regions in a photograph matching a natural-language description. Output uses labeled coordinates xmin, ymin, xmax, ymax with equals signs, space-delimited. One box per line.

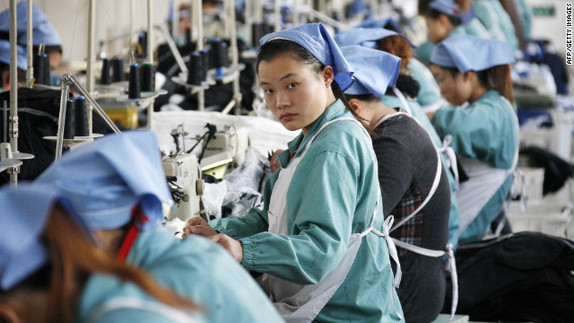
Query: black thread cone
xmin=74 ymin=96 xmax=89 ymax=137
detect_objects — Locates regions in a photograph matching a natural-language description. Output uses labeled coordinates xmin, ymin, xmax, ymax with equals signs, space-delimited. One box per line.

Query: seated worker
xmin=184 ymin=23 xmax=404 ymax=322
xmin=34 ymin=130 xmax=283 ymax=323
xmin=0 ymin=40 xmax=27 ymax=92
xmin=335 ymin=25 xmax=446 ymax=115
xmin=472 ymin=0 xmax=519 ymax=52
xmin=429 ymin=34 xmax=518 ymax=245
xmin=0 ymin=1 xmax=63 ymax=85
xmin=415 ymin=0 xmax=490 ymax=64
xmin=334 ymin=26 xmax=461 ymax=250
xmin=341 ymin=45 xmax=453 ymax=323
xmin=0 ymin=183 xmax=204 ymax=323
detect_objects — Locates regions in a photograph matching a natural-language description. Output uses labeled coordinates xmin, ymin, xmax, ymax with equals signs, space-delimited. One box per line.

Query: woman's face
xmin=425 ymin=15 xmax=449 ymax=44
xmin=430 ymin=65 xmax=471 ymax=106
xmin=258 ymin=53 xmax=334 ymax=134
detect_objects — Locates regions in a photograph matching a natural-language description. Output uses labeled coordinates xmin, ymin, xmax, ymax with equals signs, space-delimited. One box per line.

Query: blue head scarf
xmin=0 ymin=183 xmax=85 ymax=290
xmin=259 ymin=23 xmax=354 ymax=91
xmin=334 ymin=27 xmax=414 ymax=49
xmin=359 ymin=18 xmax=402 ymax=33
xmin=430 ymin=34 xmax=515 ymax=73
xmin=35 ymin=131 xmax=171 ymax=231
xmin=0 ymin=2 xmax=62 ymax=46
xmin=341 ymin=45 xmax=401 ymax=99
xmin=428 ymin=0 xmax=461 ymax=17
xmin=0 ymin=40 xmax=27 ymax=70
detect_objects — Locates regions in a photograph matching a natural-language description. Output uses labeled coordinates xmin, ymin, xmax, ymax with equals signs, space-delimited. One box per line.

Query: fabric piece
xmin=448 ymin=232 xmax=574 ymax=322
xmin=259 ymin=23 xmax=354 ymax=91
xmin=340 ymin=45 xmax=401 ymax=97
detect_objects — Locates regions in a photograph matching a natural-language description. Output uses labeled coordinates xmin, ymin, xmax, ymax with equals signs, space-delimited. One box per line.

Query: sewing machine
xmin=200 ymin=124 xmax=249 ymax=178
xmin=162 ymin=152 xmax=204 ymax=222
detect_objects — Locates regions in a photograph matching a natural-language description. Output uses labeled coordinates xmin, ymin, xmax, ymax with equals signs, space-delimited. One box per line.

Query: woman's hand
xmin=182 ymin=216 xmax=217 ymax=238
xmin=209 ymin=234 xmax=244 ymax=263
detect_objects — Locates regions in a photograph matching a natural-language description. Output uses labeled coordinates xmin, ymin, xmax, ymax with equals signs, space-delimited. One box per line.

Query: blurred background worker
xmin=34 ymin=130 xmax=283 ymax=323
xmin=0 ymin=40 xmax=26 ymax=92
xmin=0 ymin=183 xmax=203 ymax=323
xmin=428 ymin=34 xmax=518 ymax=244
xmin=0 ymin=1 xmax=63 ymax=85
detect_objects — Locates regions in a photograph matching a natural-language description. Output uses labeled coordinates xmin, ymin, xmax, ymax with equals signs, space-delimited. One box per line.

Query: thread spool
xmin=33 ymin=53 xmax=47 ymax=85
xmin=112 ymin=57 xmax=125 ymax=82
xmin=43 ymin=54 xmax=50 ymax=85
xmin=187 ymin=52 xmax=202 ymax=86
xmin=64 ymin=99 xmax=75 ymax=139
xmin=221 ymin=42 xmax=230 ymax=67
xmin=100 ymin=58 xmax=111 ymax=85
xmin=74 ymin=96 xmax=89 ymax=137
xmin=211 ymin=39 xmax=226 ymax=78
xmin=140 ymin=63 xmax=155 ymax=92
xmin=251 ymin=22 xmax=264 ymax=48
xmin=138 ymin=32 xmax=148 ymax=59
xmin=128 ymin=63 xmax=141 ymax=100
xmin=200 ymin=49 xmax=209 ymax=82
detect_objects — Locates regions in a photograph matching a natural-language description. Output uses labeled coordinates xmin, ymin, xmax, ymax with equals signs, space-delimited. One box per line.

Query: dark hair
xmin=423 ymin=8 xmax=462 ymax=26
xmin=385 ymin=73 xmax=420 ymax=99
xmin=476 ymin=64 xmax=514 ymax=103
xmin=376 ymin=35 xmax=411 ymax=72
xmin=34 ymin=45 xmax=63 ymax=56
xmin=0 ymin=204 xmax=199 ymax=323
xmin=256 ymin=39 xmax=369 ymax=130
xmin=0 ymin=62 xmax=26 ymax=89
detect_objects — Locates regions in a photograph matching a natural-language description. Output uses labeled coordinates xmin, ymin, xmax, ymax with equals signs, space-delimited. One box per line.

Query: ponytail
xmin=44 ymin=205 xmax=199 ymax=323
xmin=477 ymin=64 xmax=514 ymax=104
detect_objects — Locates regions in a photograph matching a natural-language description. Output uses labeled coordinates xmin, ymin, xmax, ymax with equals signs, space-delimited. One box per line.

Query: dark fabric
xmin=446 ymin=232 xmax=574 ymax=322
xmin=520 ymin=146 xmax=574 ymax=195
xmin=373 ymin=114 xmax=451 ymax=323
xmin=0 ymin=88 xmax=116 ymax=186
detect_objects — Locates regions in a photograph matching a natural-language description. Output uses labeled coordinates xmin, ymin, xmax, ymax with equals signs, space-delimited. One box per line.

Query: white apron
xmin=375 ymin=111 xmax=459 ymax=322
xmin=456 ymin=98 xmax=519 ymax=234
xmin=259 ymin=117 xmax=401 ymax=322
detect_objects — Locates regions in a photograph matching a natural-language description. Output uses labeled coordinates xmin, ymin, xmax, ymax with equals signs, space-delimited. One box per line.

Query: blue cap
xmin=430 ymin=34 xmax=515 ymax=73
xmin=0 ymin=2 xmax=62 ymax=46
xmin=334 ymin=27 xmax=414 ymax=49
xmin=0 ymin=40 xmax=27 ymax=70
xmin=429 ymin=0 xmax=461 ymax=17
xmin=341 ymin=45 xmax=401 ymax=98
xmin=0 ymin=183 xmax=85 ymax=290
xmin=35 ymin=131 xmax=171 ymax=231
xmin=358 ymin=18 xmax=402 ymax=33
xmin=259 ymin=23 xmax=354 ymax=91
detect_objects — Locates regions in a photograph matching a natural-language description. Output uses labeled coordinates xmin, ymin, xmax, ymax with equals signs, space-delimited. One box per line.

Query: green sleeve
xmin=240 ymin=149 xmax=360 ymax=285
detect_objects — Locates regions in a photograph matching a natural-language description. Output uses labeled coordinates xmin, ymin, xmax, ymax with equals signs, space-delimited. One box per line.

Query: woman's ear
xmin=348 ymin=98 xmax=362 ymax=116
xmin=322 ymin=65 xmax=335 ymax=87
xmin=463 ymin=70 xmax=475 ymax=83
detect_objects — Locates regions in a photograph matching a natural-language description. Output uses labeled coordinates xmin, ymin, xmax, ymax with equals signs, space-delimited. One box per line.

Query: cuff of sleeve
xmin=239 ymin=237 xmax=256 ymax=267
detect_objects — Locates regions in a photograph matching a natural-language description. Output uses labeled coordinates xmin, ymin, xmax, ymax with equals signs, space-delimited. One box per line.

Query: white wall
xmin=0 ymin=0 xmax=170 ymax=66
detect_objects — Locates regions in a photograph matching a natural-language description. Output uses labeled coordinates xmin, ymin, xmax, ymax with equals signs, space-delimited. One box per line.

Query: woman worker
xmin=334 ymin=26 xmax=461 ymax=250
xmin=34 ymin=130 xmax=283 ymax=323
xmin=341 ymin=45 xmax=453 ymax=323
xmin=429 ymin=34 xmax=518 ymax=245
xmin=0 ymin=184 xmax=202 ymax=322
xmin=184 ymin=23 xmax=404 ymax=322
xmin=335 ymin=25 xmax=446 ymax=113
xmin=415 ymin=0 xmax=490 ymax=65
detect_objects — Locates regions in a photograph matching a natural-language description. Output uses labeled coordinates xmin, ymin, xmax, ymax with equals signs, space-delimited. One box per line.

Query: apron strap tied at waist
xmin=437 ymin=134 xmax=460 ymax=191
xmin=371 ymin=215 xmax=402 ymax=288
